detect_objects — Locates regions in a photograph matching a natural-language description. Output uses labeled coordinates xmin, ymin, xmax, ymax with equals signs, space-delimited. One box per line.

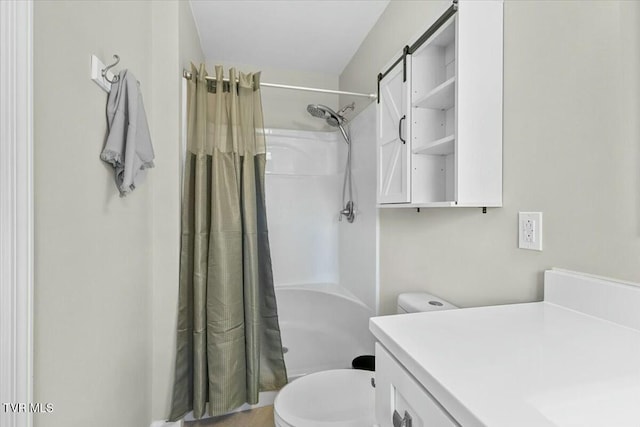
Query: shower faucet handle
xmin=340 ymin=201 xmax=356 ymax=223
xmin=392 ymin=410 xmax=412 ymax=427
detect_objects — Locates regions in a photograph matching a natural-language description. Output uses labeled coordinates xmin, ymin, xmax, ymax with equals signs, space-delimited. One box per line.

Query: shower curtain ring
xmin=102 ymin=54 xmax=121 ymax=84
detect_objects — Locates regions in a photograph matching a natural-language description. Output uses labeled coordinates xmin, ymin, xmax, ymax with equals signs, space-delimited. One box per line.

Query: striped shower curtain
xmin=169 ymin=64 xmax=287 ymax=421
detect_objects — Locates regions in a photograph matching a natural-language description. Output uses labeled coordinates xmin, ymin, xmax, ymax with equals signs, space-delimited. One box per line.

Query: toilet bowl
xmin=274 ymin=293 xmax=457 ymax=426
xmin=273 ymin=369 xmax=375 ymax=427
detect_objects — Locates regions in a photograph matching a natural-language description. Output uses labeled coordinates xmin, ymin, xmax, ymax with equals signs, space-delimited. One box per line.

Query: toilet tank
xmin=397 ymin=292 xmax=457 ymax=314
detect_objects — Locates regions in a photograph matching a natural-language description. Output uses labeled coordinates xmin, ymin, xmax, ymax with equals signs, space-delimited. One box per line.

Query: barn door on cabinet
xmin=377 ymin=57 xmax=411 ymax=204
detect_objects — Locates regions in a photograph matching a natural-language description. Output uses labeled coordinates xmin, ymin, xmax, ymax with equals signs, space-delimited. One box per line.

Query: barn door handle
xmin=398 ymin=115 xmax=406 ymax=144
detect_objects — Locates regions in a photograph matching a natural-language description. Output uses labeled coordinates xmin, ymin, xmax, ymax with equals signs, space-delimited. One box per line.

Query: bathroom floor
xmin=185 ymin=406 xmax=275 ymax=427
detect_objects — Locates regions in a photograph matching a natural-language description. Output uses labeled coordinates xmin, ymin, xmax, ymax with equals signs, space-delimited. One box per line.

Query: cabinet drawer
xmin=375 ymin=343 xmax=459 ymax=427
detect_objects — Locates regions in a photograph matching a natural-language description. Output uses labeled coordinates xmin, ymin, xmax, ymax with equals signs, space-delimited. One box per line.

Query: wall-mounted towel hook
xmin=102 ymin=55 xmax=120 ymax=84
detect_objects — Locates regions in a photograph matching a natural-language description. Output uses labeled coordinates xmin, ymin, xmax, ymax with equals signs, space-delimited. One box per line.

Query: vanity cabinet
xmin=375 ymin=343 xmax=459 ymax=427
xmin=371 ymin=270 xmax=640 ymax=426
xmin=377 ymin=1 xmax=503 ymax=208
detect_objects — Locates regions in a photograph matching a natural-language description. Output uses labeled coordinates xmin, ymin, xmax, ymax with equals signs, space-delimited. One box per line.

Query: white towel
xmin=100 ymin=69 xmax=154 ymax=196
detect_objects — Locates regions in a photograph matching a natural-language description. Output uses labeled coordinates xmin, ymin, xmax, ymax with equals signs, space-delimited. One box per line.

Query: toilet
xmin=396 ymin=292 xmax=457 ymax=314
xmin=273 ymin=292 xmax=457 ymax=427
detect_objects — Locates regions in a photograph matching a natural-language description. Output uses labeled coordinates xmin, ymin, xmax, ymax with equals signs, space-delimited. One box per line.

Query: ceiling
xmin=189 ymin=0 xmax=390 ymax=75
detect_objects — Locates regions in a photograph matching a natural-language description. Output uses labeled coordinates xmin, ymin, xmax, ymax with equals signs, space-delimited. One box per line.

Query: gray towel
xmin=100 ymin=69 xmax=154 ymax=196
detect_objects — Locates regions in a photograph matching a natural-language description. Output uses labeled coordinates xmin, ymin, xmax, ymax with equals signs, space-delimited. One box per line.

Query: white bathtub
xmin=276 ymin=283 xmax=375 ymax=379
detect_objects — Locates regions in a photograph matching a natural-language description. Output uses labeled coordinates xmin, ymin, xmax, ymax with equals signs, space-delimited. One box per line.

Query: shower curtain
xmin=169 ymin=64 xmax=287 ymax=421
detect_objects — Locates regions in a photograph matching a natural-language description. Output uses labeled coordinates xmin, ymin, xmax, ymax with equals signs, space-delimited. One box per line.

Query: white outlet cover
xmin=519 ymin=212 xmax=543 ymax=251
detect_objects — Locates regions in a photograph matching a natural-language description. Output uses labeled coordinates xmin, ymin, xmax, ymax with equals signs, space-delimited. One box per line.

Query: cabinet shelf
xmin=412 ymin=134 xmax=455 ymax=155
xmin=413 ymin=77 xmax=455 ymax=110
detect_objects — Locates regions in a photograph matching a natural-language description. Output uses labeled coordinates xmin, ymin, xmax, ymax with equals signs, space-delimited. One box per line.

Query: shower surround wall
xmin=265 ymin=102 xmax=378 ymax=312
xmin=338 ymin=103 xmax=378 ymax=312
xmin=265 ymin=129 xmax=340 ymax=286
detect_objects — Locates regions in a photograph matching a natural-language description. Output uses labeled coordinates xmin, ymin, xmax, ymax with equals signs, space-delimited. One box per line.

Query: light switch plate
xmin=519 ymin=212 xmax=542 ymax=251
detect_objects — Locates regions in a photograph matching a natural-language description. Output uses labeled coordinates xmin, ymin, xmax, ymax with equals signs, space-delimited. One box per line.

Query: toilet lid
xmin=274 ymin=369 xmax=376 ymax=427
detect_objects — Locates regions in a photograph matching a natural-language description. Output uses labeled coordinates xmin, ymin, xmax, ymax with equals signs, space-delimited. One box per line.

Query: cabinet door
xmin=375 ymin=343 xmax=460 ymax=427
xmin=377 ymin=58 xmax=411 ymax=204
xmin=456 ymin=0 xmax=503 ymax=206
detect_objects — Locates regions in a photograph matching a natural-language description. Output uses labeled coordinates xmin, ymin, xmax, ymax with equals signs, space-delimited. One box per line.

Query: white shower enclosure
xmin=265 ymin=103 xmax=378 ymax=313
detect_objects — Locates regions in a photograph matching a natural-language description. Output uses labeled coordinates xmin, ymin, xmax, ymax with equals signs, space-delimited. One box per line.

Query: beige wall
xmin=149 ymin=0 xmax=205 ymax=421
xmin=34 ymin=1 xmax=153 ymax=426
xmin=149 ymin=1 xmax=181 ymax=423
xmin=34 ymin=1 xmax=203 ymax=425
xmin=341 ymin=0 xmax=640 ymax=314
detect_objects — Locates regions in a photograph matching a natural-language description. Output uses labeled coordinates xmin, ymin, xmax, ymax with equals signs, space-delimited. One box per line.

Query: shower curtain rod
xmin=182 ymin=70 xmax=377 ymax=100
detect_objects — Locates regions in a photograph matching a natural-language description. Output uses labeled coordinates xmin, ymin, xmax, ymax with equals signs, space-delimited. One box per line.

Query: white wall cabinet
xmin=377 ymin=0 xmax=503 ymax=208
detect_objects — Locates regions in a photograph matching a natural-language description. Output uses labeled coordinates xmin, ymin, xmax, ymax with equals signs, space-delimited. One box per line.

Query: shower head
xmin=307 ymin=103 xmax=353 ymax=145
xmin=306 ymin=104 xmax=327 ymax=119
xmin=306 ymin=104 xmax=344 ymax=127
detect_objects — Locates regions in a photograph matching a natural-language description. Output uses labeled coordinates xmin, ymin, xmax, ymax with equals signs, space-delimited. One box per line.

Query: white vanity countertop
xmin=370 ymin=302 xmax=640 ymax=427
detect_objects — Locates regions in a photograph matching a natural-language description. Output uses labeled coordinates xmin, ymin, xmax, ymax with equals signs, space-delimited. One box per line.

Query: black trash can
xmin=352 ymin=355 xmax=375 ymax=371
